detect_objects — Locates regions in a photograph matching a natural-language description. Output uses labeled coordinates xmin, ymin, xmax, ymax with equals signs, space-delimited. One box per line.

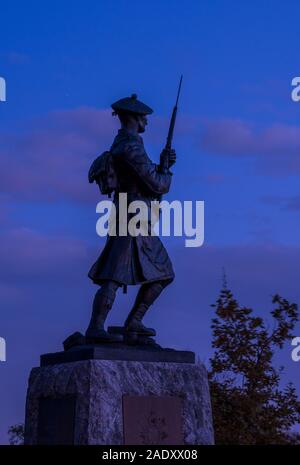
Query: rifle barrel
xmin=165 ymin=75 xmax=183 ymax=150
xmin=175 ymin=75 xmax=183 ymax=107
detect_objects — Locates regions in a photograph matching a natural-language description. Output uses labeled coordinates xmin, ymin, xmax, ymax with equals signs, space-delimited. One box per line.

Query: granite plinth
xmin=24 ymin=358 xmax=214 ymax=445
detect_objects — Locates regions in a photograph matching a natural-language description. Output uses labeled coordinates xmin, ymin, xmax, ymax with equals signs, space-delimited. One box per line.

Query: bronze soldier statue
xmin=86 ymin=93 xmax=177 ymax=343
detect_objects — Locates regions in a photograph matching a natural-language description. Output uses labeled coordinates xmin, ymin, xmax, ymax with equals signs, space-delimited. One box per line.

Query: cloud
xmin=200 ymin=118 xmax=300 ymax=175
xmin=167 ymin=242 xmax=300 ymax=326
xmin=201 ymin=118 xmax=254 ymax=156
xmin=176 ymin=173 xmax=226 ymax=188
xmin=7 ymin=52 xmax=30 ymax=64
xmin=0 ymin=107 xmax=177 ymax=203
xmin=0 ymin=195 xmax=12 ymax=224
xmin=0 ymin=227 xmax=89 ymax=281
xmin=0 ymin=107 xmax=118 ymax=202
xmin=261 ymin=195 xmax=300 ymax=212
xmin=1 ymin=222 xmax=299 ymax=313
xmin=1 ymin=51 xmax=30 ymax=64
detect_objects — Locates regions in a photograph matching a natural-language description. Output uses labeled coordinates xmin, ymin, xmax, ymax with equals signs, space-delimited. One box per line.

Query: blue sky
xmin=1 ymin=0 xmax=300 ymax=443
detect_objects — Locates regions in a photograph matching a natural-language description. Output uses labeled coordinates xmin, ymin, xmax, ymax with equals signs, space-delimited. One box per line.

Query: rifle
xmin=158 ymin=76 xmax=182 ymax=201
xmin=165 ymin=74 xmax=183 ymax=152
xmin=159 ymin=76 xmax=182 ymax=173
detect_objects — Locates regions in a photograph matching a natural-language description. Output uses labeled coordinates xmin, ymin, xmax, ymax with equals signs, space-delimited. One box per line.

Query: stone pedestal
xmin=24 ymin=347 xmax=214 ymax=445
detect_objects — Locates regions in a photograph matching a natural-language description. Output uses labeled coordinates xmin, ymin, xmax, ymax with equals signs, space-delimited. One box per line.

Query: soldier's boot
xmin=124 ymin=278 xmax=174 ymax=336
xmin=85 ymin=281 xmax=121 ymax=342
xmin=124 ymin=302 xmax=155 ymax=336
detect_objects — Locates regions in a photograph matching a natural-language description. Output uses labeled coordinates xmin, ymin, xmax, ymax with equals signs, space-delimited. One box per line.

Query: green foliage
xmin=209 ymin=286 xmax=300 ymax=444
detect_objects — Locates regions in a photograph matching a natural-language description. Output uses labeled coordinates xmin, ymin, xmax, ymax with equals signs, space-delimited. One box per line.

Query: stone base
xmin=41 ymin=343 xmax=195 ymax=366
xmin=24 ymin=359 xmax=214 ymax=445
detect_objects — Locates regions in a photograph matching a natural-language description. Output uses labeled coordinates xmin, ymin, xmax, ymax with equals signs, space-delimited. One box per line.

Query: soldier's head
xmin=111 ymin=94 xmax=153 ymax=134
xmin=116 ymin=111 xmax=148 ymax=133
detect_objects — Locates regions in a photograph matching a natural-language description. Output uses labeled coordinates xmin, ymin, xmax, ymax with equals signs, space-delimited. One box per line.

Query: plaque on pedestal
xmin=123 ymin=395 xmax=183 ymax=445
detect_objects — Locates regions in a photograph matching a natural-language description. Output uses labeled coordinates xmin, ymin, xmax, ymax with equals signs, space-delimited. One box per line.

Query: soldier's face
xmin=137 ymin=115 xmax=147 ymax=133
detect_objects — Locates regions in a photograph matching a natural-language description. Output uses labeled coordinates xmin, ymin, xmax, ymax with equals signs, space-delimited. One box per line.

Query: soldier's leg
xmin=86 ymin=280 xmax=120 ymax=340
xmin=124 ymin=277 xmax=174 ymax=335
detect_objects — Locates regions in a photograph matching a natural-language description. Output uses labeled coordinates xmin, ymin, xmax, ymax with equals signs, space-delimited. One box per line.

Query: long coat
xmin=88 ymin=128 xmax=175 ymax=286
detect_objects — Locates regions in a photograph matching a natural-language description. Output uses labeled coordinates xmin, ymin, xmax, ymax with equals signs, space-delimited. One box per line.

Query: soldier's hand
xmin=160 ymin=148 xmax=176 ymax=169
xmin=168 ymin=149 xmax=176 ymax=168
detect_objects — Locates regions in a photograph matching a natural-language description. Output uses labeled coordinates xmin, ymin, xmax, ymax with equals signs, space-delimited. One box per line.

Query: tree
xmin=8 ymin=423 xmax=24 ymax=445
xmin=209 ymin=285 xmax=300 ymax=444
